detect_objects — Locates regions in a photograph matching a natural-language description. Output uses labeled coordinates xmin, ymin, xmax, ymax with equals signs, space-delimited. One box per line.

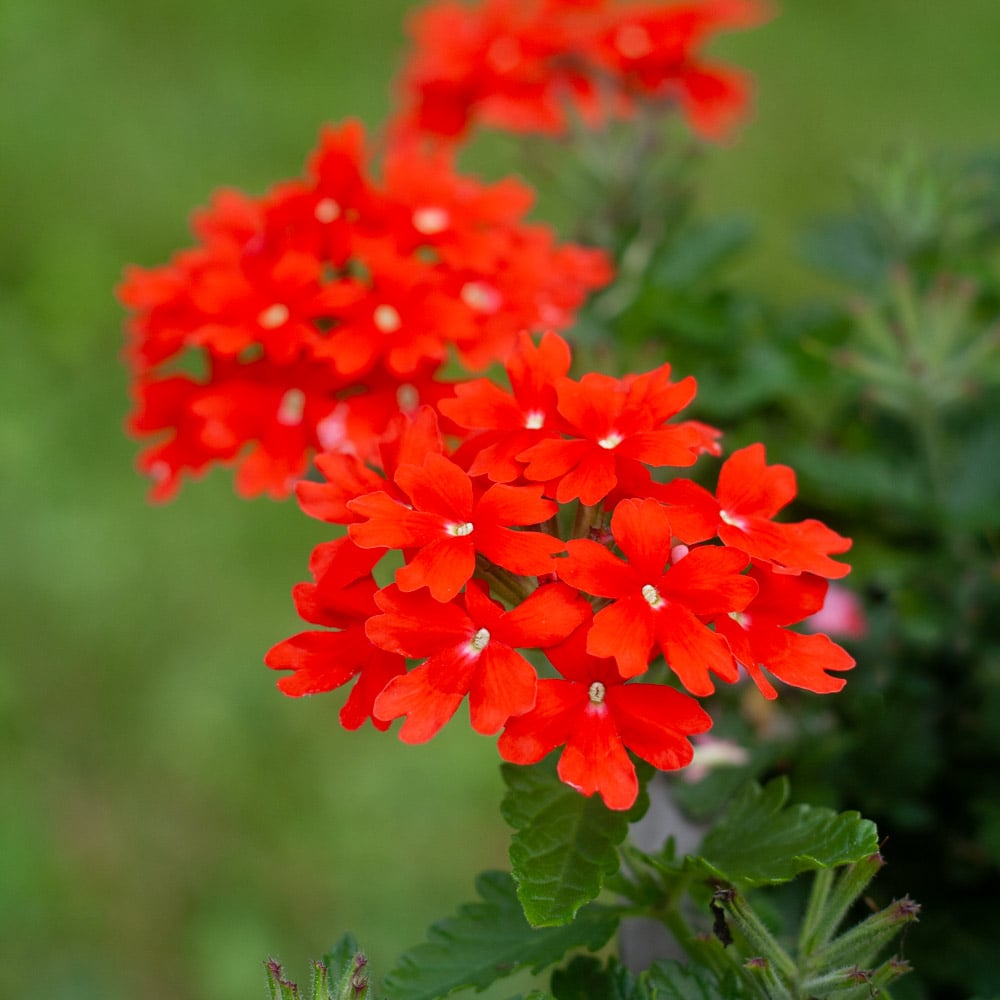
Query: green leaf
xmin=501 ymin=758 xmax=650 ymax=927
xmin=382 ymin=871 xmax=619 ymax=1000
xmin=643 ymin=960 xmax=744 ymax=1000
xmin=651 ymin=217 xmax=754 ymax=289
xmin=689 ymin=779 xmax=879 ymax=888
xmin=551 ymin=956 xmax=643 ymax=1000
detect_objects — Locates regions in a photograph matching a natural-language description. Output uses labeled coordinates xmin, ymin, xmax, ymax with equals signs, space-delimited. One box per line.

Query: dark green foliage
xmin=501 ymin=759 xmax=651 ymax=927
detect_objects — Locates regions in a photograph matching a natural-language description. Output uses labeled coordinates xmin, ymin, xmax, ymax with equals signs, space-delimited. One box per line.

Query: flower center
xmin=460 ymin=281 xmax=502 ymax=314
xmin=729 ymin=611 xmax=749 ymax=628
xmin=314 ymin=198 xmax=341 ymax=223
xmin=258 ymin=303 xmax=289 ymax=329
xmin=447 ymin=522 xmax=475 ymax=537
xmin=276 ymin=388 xmax=306 ymax=426
xmin=641 ymin=584 xmax=663 ymax=608
xmin=524 ymin=410 xmax=545 ymax=430
xmin=396 ymin=383 xmax=419 ymax=412
xmin=719 ymin=510 xmax=746 ymax=530
xmin=598 ymin=431 xmax=623 ymax=450
xmin=412 ymin=206 xmax=450 ymax=235
xmin=588 ymin=681 xmax=606 ymax=705
xmin=470 ymin=627 xmax=491 ymax=652
xmin=373 ymin=304 xmax=402 ymax=333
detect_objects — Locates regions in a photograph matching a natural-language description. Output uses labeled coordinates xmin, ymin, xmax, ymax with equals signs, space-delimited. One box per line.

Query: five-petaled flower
xmin=499 ymin=620 xmax=713 ymax=810
xmin=368 ymin=581 xmax=590 ymax=740
xmin=348 ymin=452 xmax=566 ymax=601
xmin=558 ymin=497 xmax=758 ymax=693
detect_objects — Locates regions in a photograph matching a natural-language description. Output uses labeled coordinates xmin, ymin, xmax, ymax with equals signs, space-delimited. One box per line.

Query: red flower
xmin=296 ymin=406 xmax=444 ymax=525
xmin=712 ymin=562 xmax=856 ymax=699
xmin=264 ymin=537 xmax=406 ymax=730
xmin=588 ymin=0 xmax=769 ymax=139
xmin=369 ymin=580 xmax=590 ymax=740
xmin=662 ymin=443 xmax=853 ymax=578
xmin=348 ymin=452 xmax=566 ymax=601
xmin=440 ymin=329 xmax=572 ymax=482
xmin=392 ymin=0 xmax=768 ymax=144
xmin=557 ymin=497 xmax=757 ymax=692
xmin=499 ymin=620 xmax=712 ymax=809
xmin=518 ymin=364 xmax=708 ymax=506
xmin=120 ymin=120 xmax=608 ymax=500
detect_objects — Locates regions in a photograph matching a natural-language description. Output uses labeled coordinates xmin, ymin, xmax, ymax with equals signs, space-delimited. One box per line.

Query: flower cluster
xmin=118 ymin=122 xmax=610 ymax=500
xmin=266 ymin=332 xmax=854 ymax=810
xmin=393 ymin=0 xmax=770 ymax=144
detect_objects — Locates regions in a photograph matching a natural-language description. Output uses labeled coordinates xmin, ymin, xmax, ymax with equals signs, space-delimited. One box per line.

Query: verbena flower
xmin=119 ymin=121 xmax=609 ymax=500
xmin=264 ymin=331 xmax=856 ymax=808
xmin=392 ymin=0 xmax=770 ymax=144
xmin=498 ymin=619 xmax=712 ymax=809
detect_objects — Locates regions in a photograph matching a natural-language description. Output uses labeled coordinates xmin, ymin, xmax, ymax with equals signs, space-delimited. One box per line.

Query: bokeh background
xmin=3 ymin=1 xmax=1000 ymax=998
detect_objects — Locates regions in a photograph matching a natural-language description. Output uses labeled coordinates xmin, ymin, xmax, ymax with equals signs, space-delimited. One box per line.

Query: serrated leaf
xmin=551 ymin=956 xmax=643 ymax=1000
xmin=382 ymin=871 xmax=619 ymax=1000
xmin=689 ymin=779 xmax=879 ymax=888
xmin=643 ymin=960 xmax=743 ymax=1000
xmin=502 ymin=758 xmax=650 ymax=927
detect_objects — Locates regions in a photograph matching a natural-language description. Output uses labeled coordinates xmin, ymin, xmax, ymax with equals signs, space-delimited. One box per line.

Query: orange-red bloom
xmin=369 ymin=580 xmax=590 ymax=740
xmin=264 ymin=537 xmax=406 ymax=730
xmin=119 ymin=121 xmax=610 ymax=500
xmin=557 ymin=497 xmax=757 ymax=691
xmin=348 ymin=452 xmax=566 ymax=601
xmin=662 ymin=443 xmax=853 ymax=578
xmin=499 ymin=620 xmax=712 ymax=809
xmin=393 ymin=0 xmax=770 ymax=145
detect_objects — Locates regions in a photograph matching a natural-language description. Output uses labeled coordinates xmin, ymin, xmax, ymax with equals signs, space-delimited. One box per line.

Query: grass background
xmin=2 ymin=1 xmax=1000 ymax=997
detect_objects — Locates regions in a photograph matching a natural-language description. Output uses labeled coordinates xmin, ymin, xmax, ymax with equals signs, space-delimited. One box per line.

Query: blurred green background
xmin=3 ymin=1 xmax=1000 ymax=998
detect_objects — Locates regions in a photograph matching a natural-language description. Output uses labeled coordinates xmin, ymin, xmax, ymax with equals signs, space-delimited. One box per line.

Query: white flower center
xmin=373 ymin=304 xmax=402 ymax=333
xmin=720 ymin=510 xmax=747 ymax=530
xmin=598 ymin=431 xmax=623 ymax=450
xmin=524 ymin=410 xmax=545 ymax=430
xmin=588 ymin=681 xmax=606 ymax=705
xmin=276 ymin=388 xmax=306 ymax=426
xmin=258 ymin=303 xmax=289 ymax=329
xmin=729 ymin=611 xmax=749 ymax=628
xmin=448 ymin=522 xmax=475 ymax=537
xmin=470 ymin=627 xmax=491 ymax=652
xmin=314 ymin=198 xmax=341 ymax=223
xmin=460 ymin=281 xmax=502 ymax=314
xmin=641 ymin=584 xmax=663 ymax=608
xmin=413 ymin=206 xmax=450 ymax=235
xmin=396 ymin=383 xmax=419 ymax=412
xmin=615 ymin=23 xmax=652 ymax=59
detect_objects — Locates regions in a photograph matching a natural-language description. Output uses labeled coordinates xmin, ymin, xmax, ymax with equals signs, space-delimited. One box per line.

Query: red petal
xmin=559 ymin=539 xmax=637 ymax=599
xmin=660 ymin=545 xmax=756 ymax=616
xmin=611 ymin=684 xmax=711 ymax=770
xmin=588 ymin=597 xmax=655 ymax=679
xmin=717 ymin=443 xmax=796 ymax=519
xmin=396 ymin=536 xmax=476 ymax=601
xmin=476 ymin=482 xmax=557 ymax=527
xmin=499 ymin=679 xmax=584 ymax=764
xmin=348 ymin=491 xmax=444 ymax=548
xmin=468 ymin=644 xmax=538 ymax=734
xmin=373 ymin=666 xmax=466 ymax=743
xmin=609 ymin=498 xmax=673 ymax=582
xmin=498 ymin=582 xmax=591 ymax=648
xmin=559 ymin=707 xmax=638 ymax=810
xmin=654 ymin=603 xmax=739 ymax=696
xmin=395 ymin=452 xmax=473 ymax=521
xmin=367 ymin=585 xmax=472 ymax=657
